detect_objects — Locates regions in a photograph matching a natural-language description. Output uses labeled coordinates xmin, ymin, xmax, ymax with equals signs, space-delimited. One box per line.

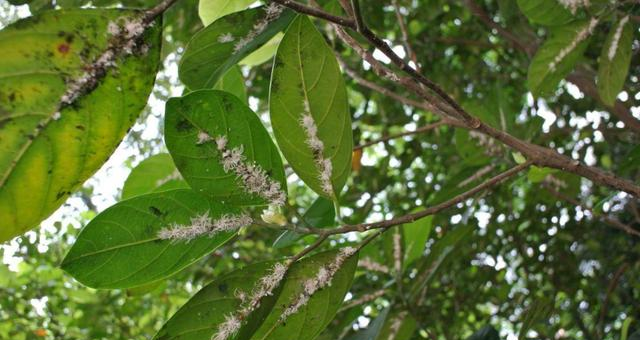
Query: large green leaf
xmin=249 ymin=249 xmax=358 ymax=340
xmin=61 ymin=189 xmax=239 ymax=289
xmin=0 ymin=9 xmax=161 ymax=242
xmin=597 ymin=17 xmax=633 ymax=106
xmin=527 ymin=19 xmax=597 ymax=97
xmin=154 ymin=260 xmax=283 ymax=340
xmin=122 ymin=153 xmax=189 ymax=200
xmin=516 ymin=0 xmax=574 ymax=26
xmin=180 ymin=6 xmax=295 ymax=90
xmin=155 ymin=249 xmax=358 ymax=340
xmin=198 ymin=0 xmax=255 ymax=26
xmin=270 ymin=15 xmax=352 ymax=199
xmin=164 ymin=90 xmax=286 ymax=206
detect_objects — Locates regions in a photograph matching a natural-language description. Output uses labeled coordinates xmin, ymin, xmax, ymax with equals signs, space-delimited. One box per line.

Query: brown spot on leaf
xmin=57 ymin=43 xmax=70 ymax=54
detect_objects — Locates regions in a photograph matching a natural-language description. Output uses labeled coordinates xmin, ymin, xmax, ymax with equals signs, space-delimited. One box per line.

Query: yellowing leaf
xmin=0 ymin=9 xmax=161 ymax=242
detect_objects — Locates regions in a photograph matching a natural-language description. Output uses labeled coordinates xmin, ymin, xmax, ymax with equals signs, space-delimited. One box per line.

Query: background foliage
xmin=0 ymin=0 xmax=639 ymax=339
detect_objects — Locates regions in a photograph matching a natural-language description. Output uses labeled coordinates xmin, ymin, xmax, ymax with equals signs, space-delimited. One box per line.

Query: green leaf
xmin=0 ymin=9 xmax=161 ymax=243
xmin=164 ymin=90 xmax=286 ymax=206
xmin=61 ymin=189 xmax=238 ymax=289
xmin=516 ymin=0 xmax=574 ymax=26
xmin=198 ymin=0 xmax=255 ymax=26
xmin=597 ymin=17 xmax=633 ymax=106
xmin=214 ymin=66 xmax=248 ymax=103
xmin=155 ymin=249 xmax=358 ymax=340
xmin=240 ymin=33 xmax=283 ymax=66
xmin=409 ymin=224 xmax=473 ymax=297
xmin=270 ymin=15 xmax=352 ymax=199
xmin=527 ymin=19 xmax=597 ymax=97
xmin=249 ymin=249 xmax=358 ymax=340
xmin=403 ymin=215 xmax=432 ymax=268
xmin=122 ymin=153 xmax=189 ymax=200
xmin=180 ymin=6 xmax=295 ymax=90
xmin=621 ymin=317 xmax=634 ymax=340
xmin=154 ymin=260 xmax=283 ymax=340
xmin=273 ymin=197 xmax=335 ymax=248
xmin=350 ymin=307 xmax=390 ymax=340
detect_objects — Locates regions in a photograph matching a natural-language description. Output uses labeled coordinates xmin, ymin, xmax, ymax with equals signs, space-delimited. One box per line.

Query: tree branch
xmin=270 ymin=0 xmax=640 ymax=197
xmin=320 ymin=161 xmax=531 ymax=235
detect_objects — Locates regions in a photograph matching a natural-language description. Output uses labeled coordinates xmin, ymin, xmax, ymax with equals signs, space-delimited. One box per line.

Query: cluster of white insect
xmin=212 ymin=262 xmax=289 ymax=340
xmin=608 ymin=16 xmax=629 ymax=61
xmin=300 ymin=103 xmax=334 ymax=197
xmin=392 ymin=231 xmax=402 ymax=273
xmin=59 ymin=17 xmax=151 ymax=107
xmin=549 ymin=18 xmax=599 ymax=72
xmin=157 ymin=211 xmax=252 ymax=241
xmin=281 ymin=247 xmax=357 ymax=320
xmin=358 ymin=257 xmax=390 ymax=274
xmin=233 ymin=3 xmax=284 ymax=52
xmin=557 ymin=0 xmax=589 ymax=14
xmin=218 ymin=33 xmax=235 ymax=43
xmin=198 ymin=134 xmax=286 ymax=207
xmin=155 ymin=169 xmax=182 ymax=187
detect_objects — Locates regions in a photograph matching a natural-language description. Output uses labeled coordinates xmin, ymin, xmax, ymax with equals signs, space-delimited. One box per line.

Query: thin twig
xmin=289 ymin=234 xmax=329 ymax=262
xmin=318 ymin=161 xmax=531 ymax=235
xmin=542 ymin=182 xmax=640 ymax=237
xmin=354 ymin=122 xmax=446 ymax=150
xmin=391 ymin=0 xmax=421 ymax=71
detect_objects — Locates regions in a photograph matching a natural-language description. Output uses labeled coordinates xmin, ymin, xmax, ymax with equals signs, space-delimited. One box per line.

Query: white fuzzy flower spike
xmin=157 ymin=211 xmax=252 ymax=241
xmin=281 ymin=247 xmax=356 ymax=320
xmin=392 ymin=231 xmax=402 ymax=273
xmin=218 ymin=33 xmax=235 ymax=43
xmin=299 ymin=103 xmax=335 ymax=197
xmin=233 ymin=3 xmax=284 ymax=52
xmin=214 ymin=135 xmax=286 ymax=207
xmin=558 ymin=0 xmax=589 ymax=14
xmin=211 ymin=262 xmax=290 ymax=340
xmin=548 ymin=18 xmax=598 ymax=72
xmin=608 ymin=16 xmax=629 ymax=61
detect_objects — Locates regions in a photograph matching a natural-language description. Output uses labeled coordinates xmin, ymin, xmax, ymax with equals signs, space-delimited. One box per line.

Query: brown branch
xmin=289 ymin=234 xmax=329 ymax=262
xmin=320 ymin=161 xmax=531 ymax=235
xmin=143 ymin=0 xmax=180 ymax=23
xmin=542 ymin=182 xmax=640 ymax=237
